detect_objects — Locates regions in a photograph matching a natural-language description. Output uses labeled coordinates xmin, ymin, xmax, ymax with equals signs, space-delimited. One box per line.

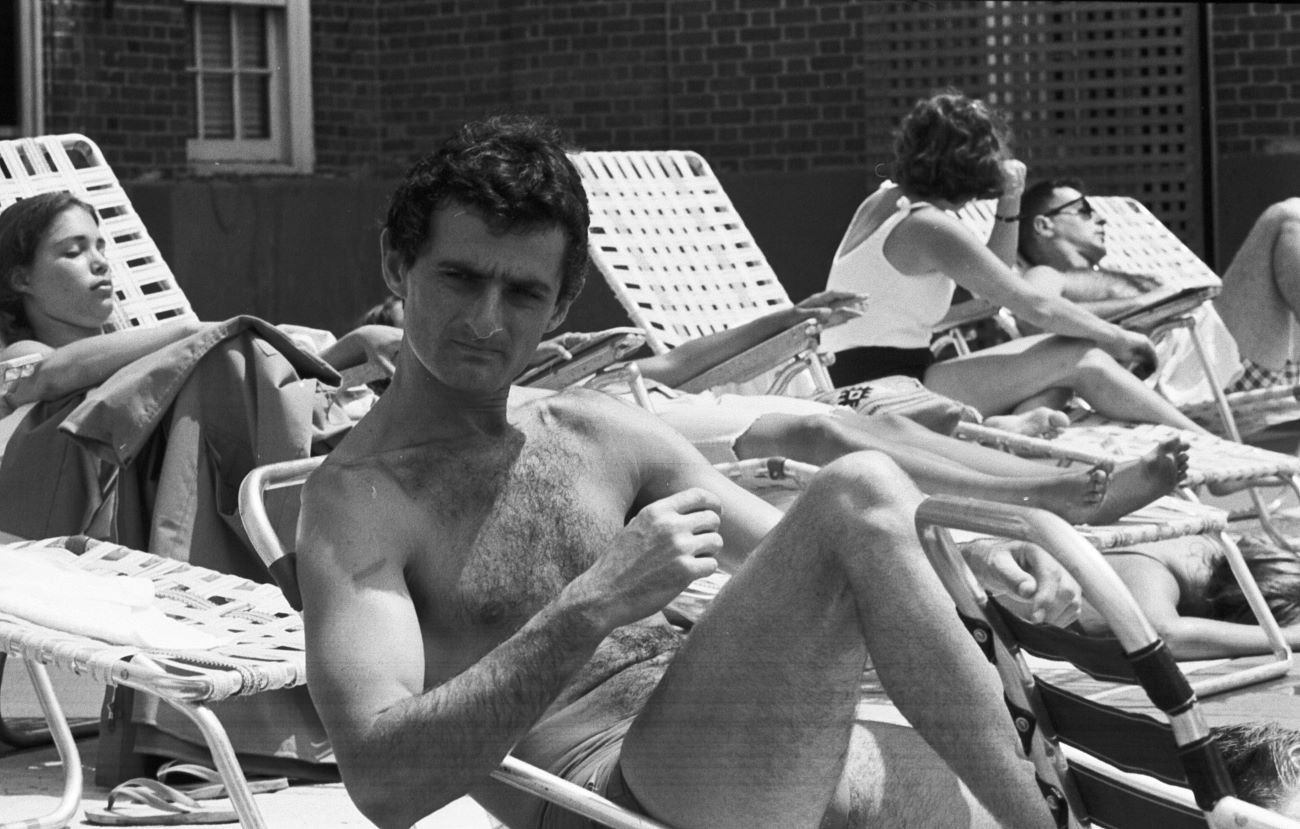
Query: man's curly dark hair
xmin=384 ymin=114 xmax=589 ymax=305
xmin=890 ymin=91 xmax=1012 ymax=203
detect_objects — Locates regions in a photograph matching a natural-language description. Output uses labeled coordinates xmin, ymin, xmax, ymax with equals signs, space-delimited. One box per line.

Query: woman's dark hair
xmin=356 ymin=295 xmax=405 ymax=330
xmin=1213 ymin=721 xmax=1300 ymax=811
xmin=384 ymin=114 xmax=589 ymax=305
xmin=0 ymin=192 xmax=99 ymax=344
xmin=1204 ymin=534 xmax=1300 ymax=626
xmin=890 ymin=90 xmax=1012 ymax=203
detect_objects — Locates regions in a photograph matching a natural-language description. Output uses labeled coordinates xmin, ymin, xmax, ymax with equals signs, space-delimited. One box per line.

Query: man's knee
xmin=805 ymin=451 xmax=918 ymax=515
xmin=1261 ymin=198 xmax=1300 ymax=230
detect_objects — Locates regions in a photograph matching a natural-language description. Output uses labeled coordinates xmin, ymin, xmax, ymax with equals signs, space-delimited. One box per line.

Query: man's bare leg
xmin=1216 ymin=199 xmax=1300 ymax=370
xmin=619 ymin=451 xmax=1052 ymax=828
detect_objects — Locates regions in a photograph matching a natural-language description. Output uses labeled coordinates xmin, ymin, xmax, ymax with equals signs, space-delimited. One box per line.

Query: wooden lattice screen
xmin=863 ymin=2 xmax=1208 ymax=256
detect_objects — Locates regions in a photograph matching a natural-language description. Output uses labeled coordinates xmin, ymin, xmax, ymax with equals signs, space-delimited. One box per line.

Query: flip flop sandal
xmin=84 ymin=778 xmax=239 ymax=825
xmin=156 ymin=760 xmax=290 ymax=800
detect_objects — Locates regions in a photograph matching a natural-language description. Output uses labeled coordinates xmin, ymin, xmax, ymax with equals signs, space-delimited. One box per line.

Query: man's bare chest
xmin=394 ymin=431 xmax=625 ymax=632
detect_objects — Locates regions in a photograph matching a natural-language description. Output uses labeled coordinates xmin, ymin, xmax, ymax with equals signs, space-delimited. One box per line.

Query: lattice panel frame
xmin=864 ymin=2 xmax=1207 ymax=254
xmin=0 ymin=134 xmax=195 ymax=333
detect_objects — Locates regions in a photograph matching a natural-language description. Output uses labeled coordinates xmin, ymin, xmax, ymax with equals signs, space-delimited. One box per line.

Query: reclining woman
xmin=0 ymin=192 xmax=202 ymax=420
xmin=0 ymin=192 xmax=400 ymax=425
xmin=820 ymin=89 xmax=1210 ymax=437
xmin=0 ymin=192 xmax=400 ymax=543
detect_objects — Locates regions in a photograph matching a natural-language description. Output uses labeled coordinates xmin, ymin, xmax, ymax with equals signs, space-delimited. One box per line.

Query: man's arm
xmin=914 ymin=214 xmax=1159 ymax=375
xmin=298 ymin=403 xmax=754 ymax=829
xmin=299 ymin=464 xmax=616 ymax=828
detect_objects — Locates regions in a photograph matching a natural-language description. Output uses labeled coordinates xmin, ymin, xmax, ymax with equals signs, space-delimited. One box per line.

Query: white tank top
xmin=822 ymin=187 xmax=957 ymax=352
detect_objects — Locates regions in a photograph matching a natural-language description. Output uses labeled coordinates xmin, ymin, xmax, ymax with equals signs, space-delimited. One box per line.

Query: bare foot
xmin=1046 ymin=437 xmax=1188 ymax=525
xmin=985 ymin=407 xmax=1069 ymax=439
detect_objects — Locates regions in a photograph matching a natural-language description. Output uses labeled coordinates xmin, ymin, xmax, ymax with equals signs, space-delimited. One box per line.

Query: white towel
xmin=0 ymin=544 xmax=223 ymax=650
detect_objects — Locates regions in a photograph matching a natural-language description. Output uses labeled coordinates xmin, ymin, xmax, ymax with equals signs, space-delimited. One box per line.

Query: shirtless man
xmin=1018 ymin=179 xmax=1300 ymax=391
xmin=297 ymin=116 xmax=1079 ymax=829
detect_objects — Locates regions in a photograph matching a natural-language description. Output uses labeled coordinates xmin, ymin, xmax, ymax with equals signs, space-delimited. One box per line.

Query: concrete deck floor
xmin=0 ymin=663 xmax=496 ymax=827
xmin=2 ymin=420 xmax=1298 ymax=828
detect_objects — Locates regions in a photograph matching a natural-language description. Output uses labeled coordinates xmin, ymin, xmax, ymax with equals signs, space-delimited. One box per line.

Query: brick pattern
xmin=31 ymin=1 xmax=1300 ymax=180
xmin=43 ymin=0 xmax=191 ymax=174
xmin=1209 ymin=2 xmax=1300 ymax=157
xmin=35 ymin=0 xmax=868 ymax=179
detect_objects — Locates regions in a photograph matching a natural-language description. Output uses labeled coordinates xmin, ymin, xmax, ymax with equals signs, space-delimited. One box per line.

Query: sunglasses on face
xmin=1040 ymin=195 xmax=1095 ymax=219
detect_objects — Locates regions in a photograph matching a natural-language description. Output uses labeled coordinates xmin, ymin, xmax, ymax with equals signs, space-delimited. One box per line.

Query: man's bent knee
xmin=806 ymin=451 xmax=920 ymax=514
xmin=1262 ymin=198 xmax=1300 ymax=228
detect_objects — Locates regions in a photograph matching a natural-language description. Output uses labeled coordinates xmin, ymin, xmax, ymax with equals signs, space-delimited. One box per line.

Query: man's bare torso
xmin=317 ymin=392 xmax=682 ymax=702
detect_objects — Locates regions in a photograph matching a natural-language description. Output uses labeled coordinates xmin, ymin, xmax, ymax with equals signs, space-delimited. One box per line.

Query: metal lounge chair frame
xmin=915 ymin=495 xmax=1300 ymax=829
xmin=0 ymin=535 xmax=307 ymax=829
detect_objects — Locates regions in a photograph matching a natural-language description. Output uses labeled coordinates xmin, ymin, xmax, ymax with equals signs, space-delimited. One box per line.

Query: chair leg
xmin=0 ymin=660 xmax=84 ymax=829
xmin=161 ymin=698 xmax=270 ymax=829
xmin=0 ymin=654 xmax=98 ymax=749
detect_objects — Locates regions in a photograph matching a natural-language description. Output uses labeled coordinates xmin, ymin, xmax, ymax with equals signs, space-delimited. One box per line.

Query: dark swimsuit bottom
xmin=828 ymin=345 xmax=935 ymax=386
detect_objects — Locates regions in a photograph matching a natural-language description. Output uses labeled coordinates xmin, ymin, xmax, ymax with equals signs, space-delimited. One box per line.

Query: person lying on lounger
xmin=362 ymin=296 xmax=1187 ymax=527
xmin=1078 ymin=533 xmax=1300 ymax=660
xmin=296 ymin=113 xmax=1082 ymax=829
xmin=1018 ymin=178 xmax=1300 ymax=396
xmin=819 ymin=89 xmax=1212 ymax=435
xmin=0 ymin=192 xmax=402 ymax=413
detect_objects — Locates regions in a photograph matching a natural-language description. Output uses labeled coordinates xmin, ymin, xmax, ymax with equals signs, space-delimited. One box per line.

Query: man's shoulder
xmin=515 ymin=386 xmax=655 ymax=430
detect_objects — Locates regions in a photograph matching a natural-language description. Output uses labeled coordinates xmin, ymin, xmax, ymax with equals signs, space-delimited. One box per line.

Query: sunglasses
xmin=1040 ymin=195 xmax=1094 ymax=219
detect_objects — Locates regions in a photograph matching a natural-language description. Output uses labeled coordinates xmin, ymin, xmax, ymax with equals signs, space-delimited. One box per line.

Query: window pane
xmin=239 ymin=75 xmax=269 ymax=138
xmin=203 ymin=75 xmax=235 ymax=138
xmin=197 ymin=5 xmax=232 ymax=69
xmin=235 ymin=6 xmax=268 ymax=69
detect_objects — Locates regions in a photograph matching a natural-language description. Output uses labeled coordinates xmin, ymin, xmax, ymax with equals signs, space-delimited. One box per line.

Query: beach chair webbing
xmin=1071 ymin=763 xmax=1208 ymax=829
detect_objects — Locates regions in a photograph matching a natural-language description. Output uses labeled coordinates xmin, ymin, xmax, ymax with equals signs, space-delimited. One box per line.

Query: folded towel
xmin=0 ymin=543 xmax=223 ymax=650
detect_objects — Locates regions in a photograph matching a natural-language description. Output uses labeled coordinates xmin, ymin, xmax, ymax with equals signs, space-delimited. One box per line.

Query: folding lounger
xmin=571 ymin=150 xmax=834 ymax=397
xmin=0 ymin=535 xmax=306 ymax=829
xmin=915 ymin=496 xmax=1300 ymax=828
xmin=0 ymin=133 xmax=201 ymax=751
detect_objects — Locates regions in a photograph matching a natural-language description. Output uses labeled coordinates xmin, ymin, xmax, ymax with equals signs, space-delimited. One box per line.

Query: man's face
xmin=384 ymin=203 xmax=570 ymax=394
xmin=1039 ymin=186 xmax=1107 ymax=265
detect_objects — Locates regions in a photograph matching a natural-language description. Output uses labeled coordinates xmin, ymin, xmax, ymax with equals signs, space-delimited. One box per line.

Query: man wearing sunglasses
xmin=1018 ymin=178 xmax=1300 ymax=394
xmin=1017 ymin=179 xmax=1170 ymax=320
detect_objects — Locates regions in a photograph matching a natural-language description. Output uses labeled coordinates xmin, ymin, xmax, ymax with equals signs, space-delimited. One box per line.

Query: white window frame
xmin=184 ymin=0 xmax=314 ymax=174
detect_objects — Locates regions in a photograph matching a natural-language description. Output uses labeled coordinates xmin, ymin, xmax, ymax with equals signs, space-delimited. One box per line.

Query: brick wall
xmin=1209 ymin=2 xmax=1300 ymax=158
xmin=43 ymin=0 xmax=190 ymax=174
xmin=35 ymin=0 xmax=868 ymax=179
xmin=33 ymin=0 xmax=1300 ymax=181
xmin=369 ymin=0 xmax=866 ymax=177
